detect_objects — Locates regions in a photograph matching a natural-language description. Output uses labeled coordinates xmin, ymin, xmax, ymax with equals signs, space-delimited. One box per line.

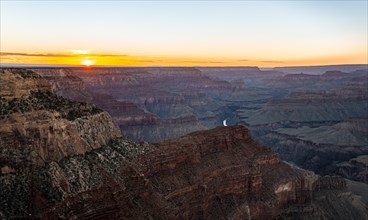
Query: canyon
xmin=1 ymin=68 xmax=367 ymax=219
xmin=26 ymin=66 xmax=367 ymax=184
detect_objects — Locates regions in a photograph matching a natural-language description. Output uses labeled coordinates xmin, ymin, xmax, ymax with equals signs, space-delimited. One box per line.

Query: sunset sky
xmin=1 ymin=1 xmax=367 ymax=67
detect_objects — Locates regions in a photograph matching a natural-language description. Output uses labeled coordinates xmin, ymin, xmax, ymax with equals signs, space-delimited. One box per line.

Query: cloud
xmin=237 ymin=59 xmax=284 ymax=63
xmin=136 ymin=59 xmax=161 ymax=63
xmin=91 ymin=54 xmax=128 ymax=57
xmin=183 ymin=61 xmax=226 ymax=64
xmin=0 ymin=52 xmax=128 ymax=57
xmin=69 ymin=49 xmax=128 ymax=57
xmin=69 ymin=49 xmax=91 ymax=55
xmin=260 ymin=60 xmax=284 ymax=63
xmin=0 ymin=52 xmax=69 ymax=57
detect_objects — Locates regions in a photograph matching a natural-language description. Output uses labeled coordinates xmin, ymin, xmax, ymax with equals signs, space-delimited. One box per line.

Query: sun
xmin=81 ymin=59 xmax=95 ymax=66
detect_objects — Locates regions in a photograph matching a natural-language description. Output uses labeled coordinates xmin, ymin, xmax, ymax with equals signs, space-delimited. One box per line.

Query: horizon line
xmin=1 ymin=63 xmax=367 ymax=69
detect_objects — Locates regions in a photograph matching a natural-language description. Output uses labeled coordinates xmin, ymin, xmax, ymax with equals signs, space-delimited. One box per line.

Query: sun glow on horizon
xmin=81 ymin=59 xmax=95 ymax=66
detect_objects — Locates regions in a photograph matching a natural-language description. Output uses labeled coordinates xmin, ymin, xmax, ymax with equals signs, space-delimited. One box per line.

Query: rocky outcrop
xmin=120 ymin=115 xmax=207 ymax=142
xmin=267 ymin=69 xmax=367 ymax=91
xmin=0 ymin=109 xmax=120 ymax=166
xmin=273 ymin=64 xmax=367 ymax=75
xmin=0 ymin=69 xmax=51 ymax=99
xmin=0 ymin=68 xmax=120 ymax=167
xmin=198 ymin=67 xmax=285 ymax=85
xmin=30 ymin=68 xmax=163 ymax=140
xmin=89 ymin=93 xmax=161 ymax=127
xmin=2 ymin=124 xmax=365 ymax=219
xmin=272 ymin=118 xmax=368 ymax=146
xmin=332 ymin=155 xmax=368 ymax=183
xmin=253 ymin=129 xmax=368 ymax=179
xmin=245 ymin=98 xmax=368 ymax=125
xmin=32 ymin=68 xmax=93 ymax=102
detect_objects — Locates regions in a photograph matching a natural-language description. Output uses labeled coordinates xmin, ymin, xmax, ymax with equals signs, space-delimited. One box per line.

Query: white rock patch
xmin=275 ymin=182 xmax=292 ymax=194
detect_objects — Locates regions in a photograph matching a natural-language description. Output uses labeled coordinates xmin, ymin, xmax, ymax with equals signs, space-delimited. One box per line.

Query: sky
xmin=0 ymin=1 xmax=367 ymax=67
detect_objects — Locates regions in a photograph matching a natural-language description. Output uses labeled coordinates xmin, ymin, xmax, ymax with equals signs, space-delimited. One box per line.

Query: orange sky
xmin=1 ymin=1 xmax=367 ymax=67
xmin=1 ymin=51 xmax=366 ymax=67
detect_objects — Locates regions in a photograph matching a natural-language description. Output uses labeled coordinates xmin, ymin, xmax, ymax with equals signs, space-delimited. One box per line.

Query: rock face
xmin=250 ymin=117 xmax=368 ymax=180
xmin=255 ymin=129 xmax=368 ymax=177
xmin=0 ymin=69 xmax=51 ymax=99
xmin=332 ymin=155 xmax=368 ymax=183
xmin=32 ymin=68 xmax=93 ymax=102
xmin=0 ymin=68 xmax=121 ymax=166
xmin=274 ymin=118 xmax=368 ymax=146
xmin=31 ymin=68 xmax=163 ymax=140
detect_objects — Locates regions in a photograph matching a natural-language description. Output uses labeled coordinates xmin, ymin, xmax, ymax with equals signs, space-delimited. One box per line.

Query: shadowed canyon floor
xmin=1 ymin=68 xmax=367 ymax=219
